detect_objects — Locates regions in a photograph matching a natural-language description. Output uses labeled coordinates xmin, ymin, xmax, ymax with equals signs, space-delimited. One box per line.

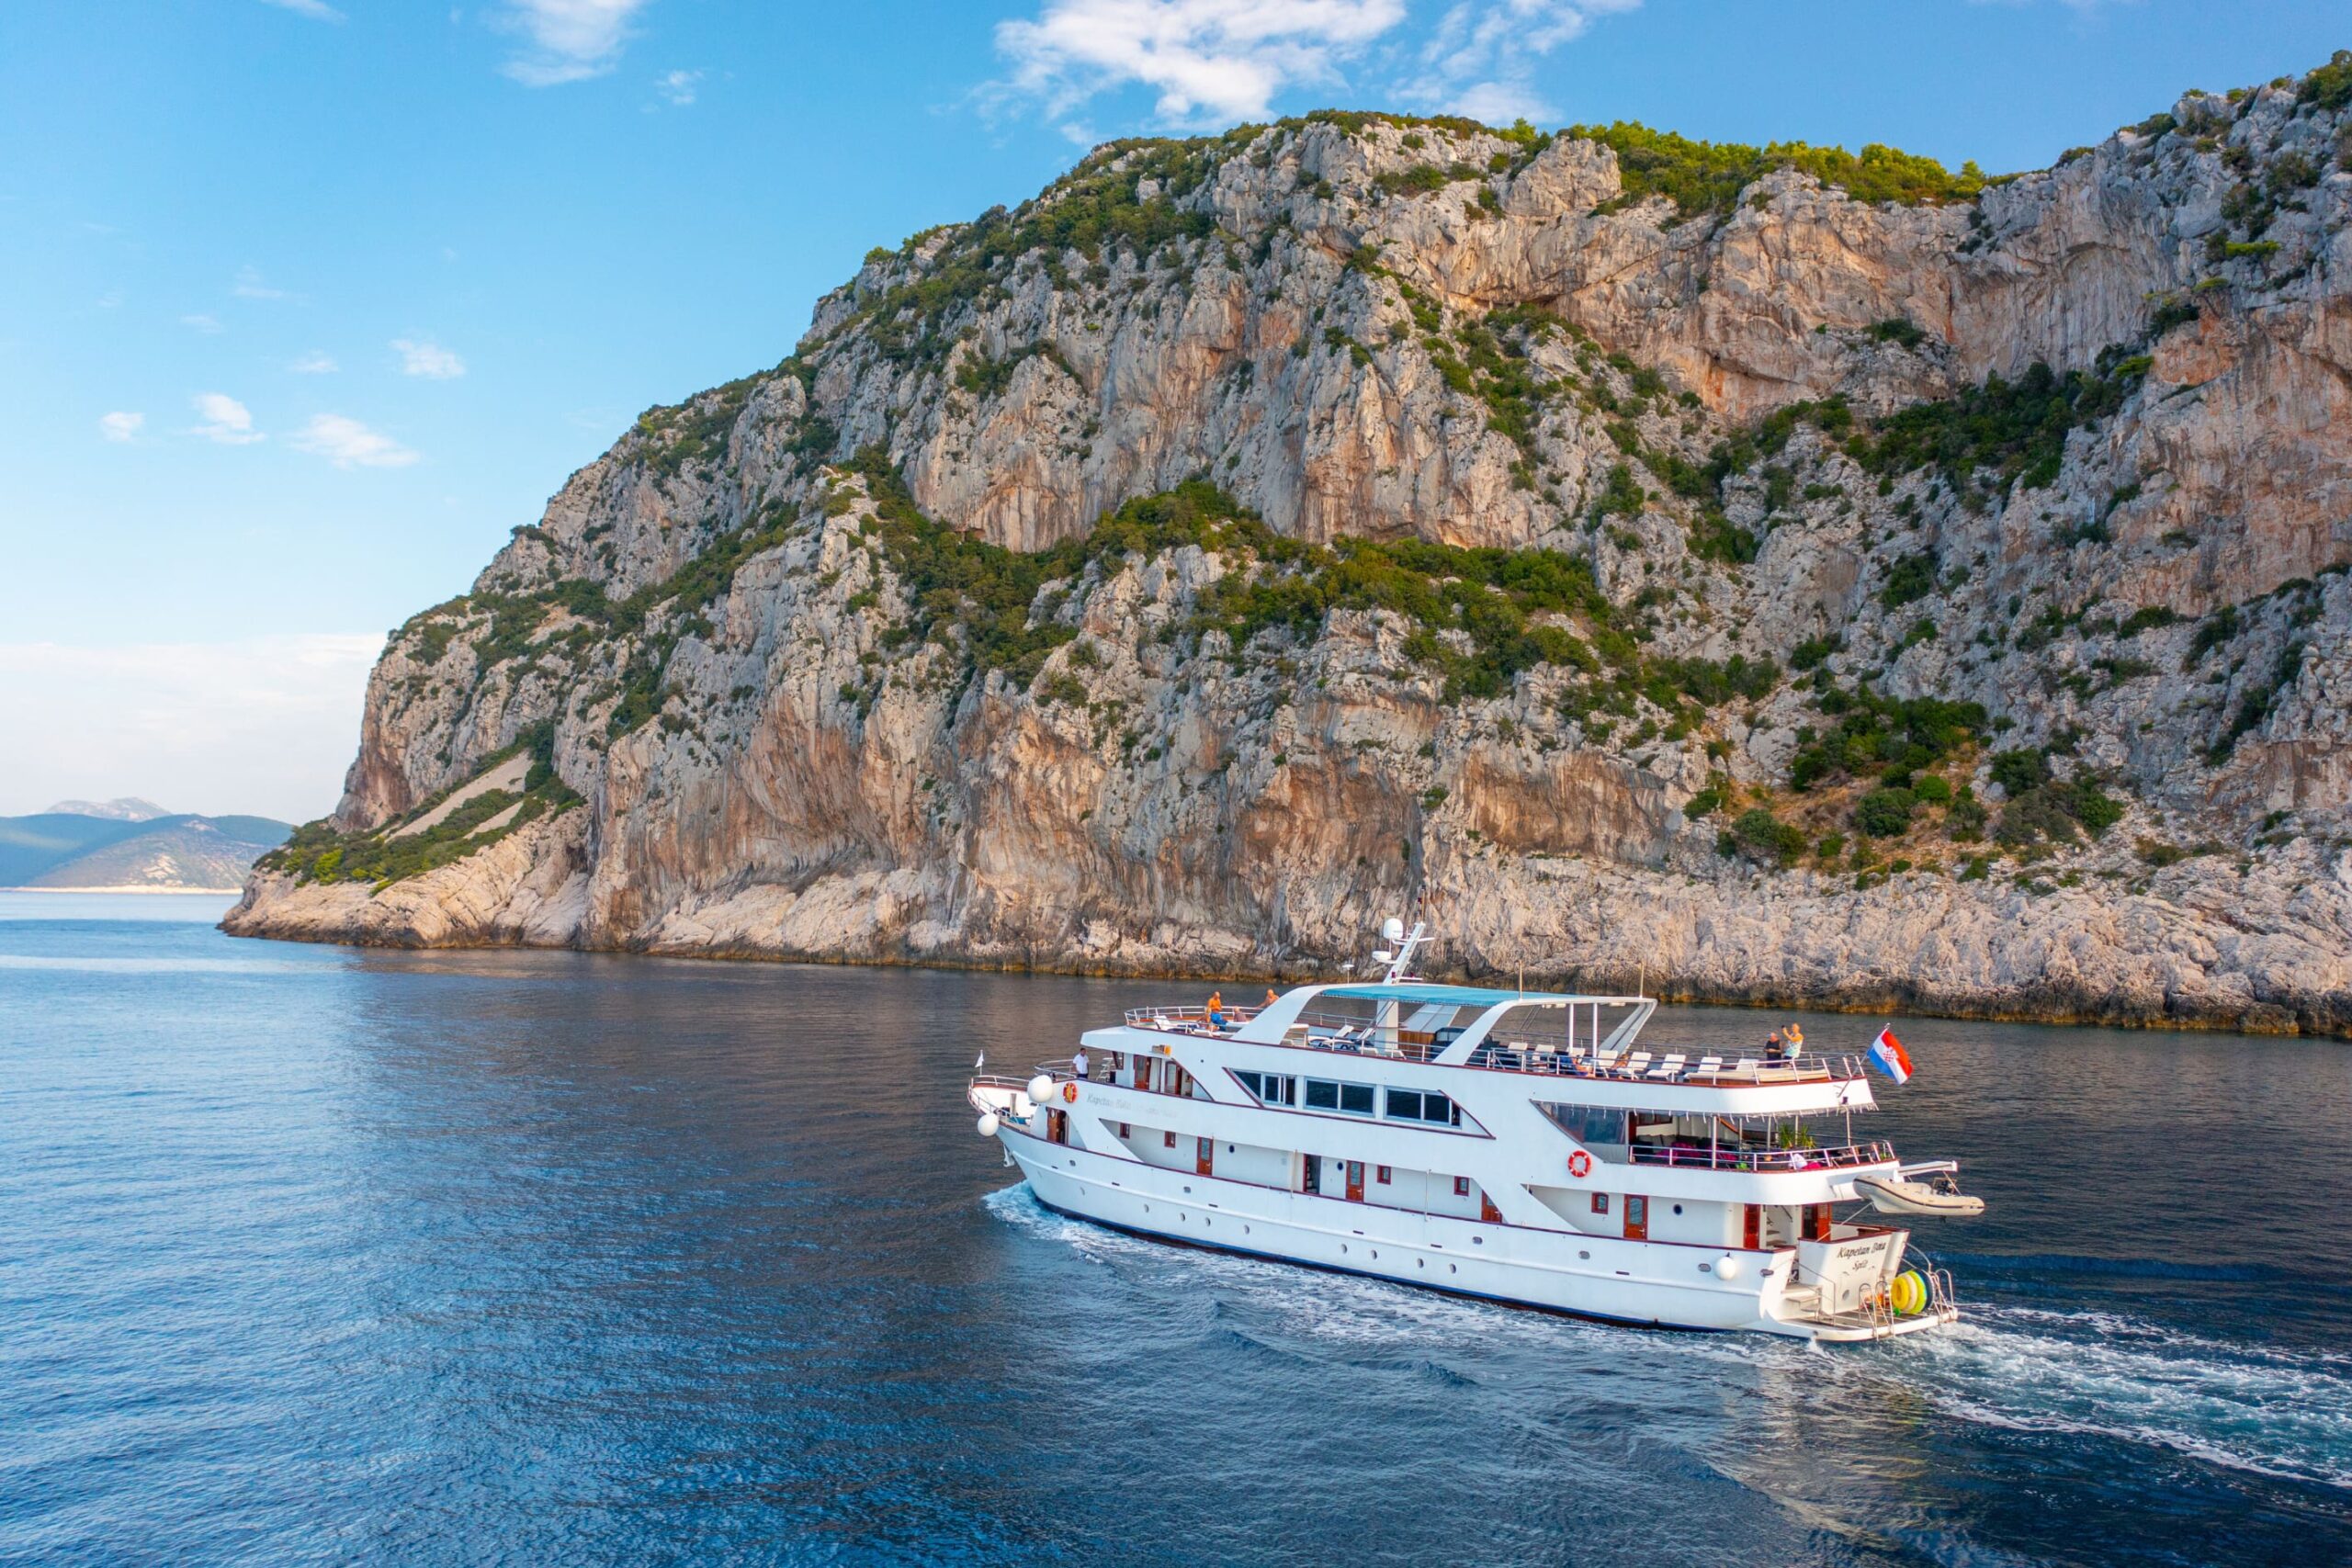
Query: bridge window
xmin=1305 ymin=1078 xmax=1374 ymax=1115
xmin=1384 ymin=1089 xmax=1460 ymax=1126
xmin=1234 ymin=1070 xmax=1296 ymax=1106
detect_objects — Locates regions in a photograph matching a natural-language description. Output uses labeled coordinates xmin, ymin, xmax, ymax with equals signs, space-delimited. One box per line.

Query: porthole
xmin=1673 ymin=1203 xmax=1684 ymax=1215
xmin=1578 ymin=1250 xmax=1590 ymax=1260
xmin=1417 ymin=1258 xmax=1425 ymax=1269
xmin=1449 ymin=1263 xmax=1457 ymax=1273
xmin=1370 ymin=1249 xmax=1378 ymax=1259
xmin=1340 ymin=1243 xmax=1349 ymax=1255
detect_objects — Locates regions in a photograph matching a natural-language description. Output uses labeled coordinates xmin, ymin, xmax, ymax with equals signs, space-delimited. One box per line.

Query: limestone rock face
xmin=231 ymin=73 xmax=2352 ymax=1034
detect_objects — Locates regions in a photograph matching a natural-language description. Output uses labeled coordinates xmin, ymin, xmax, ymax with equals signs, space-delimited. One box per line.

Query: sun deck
xmin=1120 ymin=998 xmax=1864 ymax=1088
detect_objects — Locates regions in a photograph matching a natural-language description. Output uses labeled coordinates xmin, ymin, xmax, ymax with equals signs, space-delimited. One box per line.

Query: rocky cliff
xmin=231 ymin=63 xmax=2352 ymax=1034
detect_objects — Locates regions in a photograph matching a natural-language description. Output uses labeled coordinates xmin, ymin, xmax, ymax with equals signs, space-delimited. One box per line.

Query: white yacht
xmin=969 ymin=922 xmax=1977 ymax=1340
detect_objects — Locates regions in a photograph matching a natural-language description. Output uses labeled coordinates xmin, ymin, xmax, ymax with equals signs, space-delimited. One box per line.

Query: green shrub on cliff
xmin=260 ymin=723 xmax=583 ymax=890
xmin=1788 ymin=682 xmax=1987 ymax=792
xmin=1569 ymin=121 xmax=1988 ymax=219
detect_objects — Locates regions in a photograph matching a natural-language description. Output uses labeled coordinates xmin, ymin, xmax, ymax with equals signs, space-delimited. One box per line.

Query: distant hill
xmin=0 ymin=808 xmax=292 ymax=891
xmin=42 ymin=797 xmax=169 ymax=822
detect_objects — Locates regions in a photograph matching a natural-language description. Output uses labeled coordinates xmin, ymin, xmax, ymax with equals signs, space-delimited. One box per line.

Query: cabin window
xmin=1118 ymin=1122 xmax=1130 ymax=1138
xmin=1384 ymin=1089 xmax=1460 ymax=1126
xmin=1234 ymin=1070 xmax=1295 ymax=1106
xmin=1305 ymin=1078 xmax=1374 ymax=1115
xmin=1590 ymin=1192 xmax=1610 ymax=1215
xmin=1453 ymin=1176 xmax=1471 ymax=1197
xmin=1375 ymin=1165 xmax=1392 ymax=1184
xmin=1163 ymin=1131 xmax=1177 ymax=1149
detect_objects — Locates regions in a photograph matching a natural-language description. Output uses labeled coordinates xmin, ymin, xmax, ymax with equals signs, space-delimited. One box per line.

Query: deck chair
xmin=1692 ymin=1055 xmax=1724 ymax=1077
xmin=1646 ymin=1053 xmax=1687 ymax=1079
xmin=1617 ymin=1051 xmax=1652 ymax=1079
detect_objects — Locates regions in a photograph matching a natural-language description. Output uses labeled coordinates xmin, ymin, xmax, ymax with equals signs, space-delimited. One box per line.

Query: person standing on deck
xmin=1072 ymin=1046 xmax=1089 ymax=1081
xmin=1207 ymin=991 xmax=1227 ymax=1029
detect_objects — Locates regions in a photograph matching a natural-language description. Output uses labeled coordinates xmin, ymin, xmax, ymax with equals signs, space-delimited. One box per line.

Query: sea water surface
xmin=3 ymin=893 xmax=2348 ymax=1566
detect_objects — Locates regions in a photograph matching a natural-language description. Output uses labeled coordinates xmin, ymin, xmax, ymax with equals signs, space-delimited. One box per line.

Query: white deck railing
xmin=1625 ymin=1139 xmax=1894 ymax=1172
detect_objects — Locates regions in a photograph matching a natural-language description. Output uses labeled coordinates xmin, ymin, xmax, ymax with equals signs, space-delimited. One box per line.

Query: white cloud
xmin=995 ymin=0 xmax=1407 ymax=127
xmin=288 ymin=351 xmax=338 ymax=374
xmin=232 ymin=265 xmax=291 ymax=300
xmin=259 ymin=0 xmax=346 ymax=19
xmin=1445 ymin=76 xmax=1555 ymax=125
xmin=391 ymin=337 xmax=466 ymax=379
xmin=1409 ymin=0 xmax=1640 ymax=122
xmin=181 ymin=312 xmax=225 ymax=334
xmin=98 ymin=412 xmax=144 ymax=443
xmin=0 ymin=635 xmax=382 ymax=823
xmin=654 ymin=67 xmax=701 ymax=106
xmin=500 ymin=0 xmax=655 ymax=86
xmin=292 ymin=413 xmax=419 ymax=468
xmin=190 ymin=393 xmax=264 ymax=446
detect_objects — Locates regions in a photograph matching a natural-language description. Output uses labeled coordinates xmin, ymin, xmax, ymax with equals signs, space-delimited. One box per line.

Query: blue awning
xmin=1316 ymin=984 xmax=1577 ymax=1009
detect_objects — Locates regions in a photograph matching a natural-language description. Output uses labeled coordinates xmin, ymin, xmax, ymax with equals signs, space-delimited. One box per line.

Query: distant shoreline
xmin=0 ymin=886 xmax=243 ymax=896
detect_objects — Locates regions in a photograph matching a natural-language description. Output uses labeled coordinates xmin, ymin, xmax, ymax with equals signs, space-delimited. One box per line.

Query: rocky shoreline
xmin=232 ymin=70 xmax=2352 ymax=1039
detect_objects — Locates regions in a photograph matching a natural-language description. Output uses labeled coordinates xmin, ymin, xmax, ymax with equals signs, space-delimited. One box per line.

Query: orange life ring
xmin=1061 ymin=1081 xmax=1079 ymax=1103
xmin=1567 ymin=1150 xmax=1592 ymax=1178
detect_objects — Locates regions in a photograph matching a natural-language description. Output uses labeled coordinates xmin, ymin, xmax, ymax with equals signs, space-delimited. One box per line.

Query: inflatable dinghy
xmin=1855 ymin=1173 xmax=1986 ymax=1217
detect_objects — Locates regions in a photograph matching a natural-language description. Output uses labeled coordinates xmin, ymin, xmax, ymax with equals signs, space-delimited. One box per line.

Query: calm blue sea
xmin=2 ymin=893 xmax=2348 ymax=1566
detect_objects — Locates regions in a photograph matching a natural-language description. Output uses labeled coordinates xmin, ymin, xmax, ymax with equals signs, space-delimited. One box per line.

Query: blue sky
xmin=2 ymin=0 xmax=2343 ymax=820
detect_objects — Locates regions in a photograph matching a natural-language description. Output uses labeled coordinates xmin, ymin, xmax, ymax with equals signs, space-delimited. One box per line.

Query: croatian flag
xmin=1866 ymin=1026 xmax=1915 ymax=1085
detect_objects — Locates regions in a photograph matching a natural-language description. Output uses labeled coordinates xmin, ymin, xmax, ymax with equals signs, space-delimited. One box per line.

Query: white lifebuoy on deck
xmin=977 ymin=1111 xmax=1001 ymax=1138
xmin=1715 ymin=1254 xmax=1742 ymax=1281
xmin=1026 ymin=1074 xmax=1057 ymax=1105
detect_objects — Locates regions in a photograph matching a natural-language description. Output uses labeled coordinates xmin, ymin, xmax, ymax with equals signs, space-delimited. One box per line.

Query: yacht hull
xmin=999 ymin=1127 xmax=1952 ymax=1341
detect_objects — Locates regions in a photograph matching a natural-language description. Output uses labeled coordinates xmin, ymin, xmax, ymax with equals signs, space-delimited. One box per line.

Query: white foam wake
xmin=1869 ymin=1304 xmax=2352 ymax=1489
xmin=984 ymin=1185 xmax=2352 ymax=1490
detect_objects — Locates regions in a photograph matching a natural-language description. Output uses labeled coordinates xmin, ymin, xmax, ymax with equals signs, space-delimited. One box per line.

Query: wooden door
xmin=1623 ymin=1195 xmax=1648 ymax=1241
xmin=1480 ymin=1191 xmax=1502 ymax=1224
xmin=1196 ymin=1136 xmax=1215 ymax=1176
xmin=1345 ymin=1160 xmax=1365 ymax=1201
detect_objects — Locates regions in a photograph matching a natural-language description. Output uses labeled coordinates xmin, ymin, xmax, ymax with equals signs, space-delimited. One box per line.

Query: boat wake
xmin=983 ymin=1183 xmax=2352 ymax=1491
xmin=1885 ymin=1304 xmax=2352 ymax=1490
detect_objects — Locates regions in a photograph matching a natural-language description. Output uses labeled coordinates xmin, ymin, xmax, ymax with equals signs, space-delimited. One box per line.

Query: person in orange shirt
xmin=1207 ymin=990 xmax=1227 ymax=1029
